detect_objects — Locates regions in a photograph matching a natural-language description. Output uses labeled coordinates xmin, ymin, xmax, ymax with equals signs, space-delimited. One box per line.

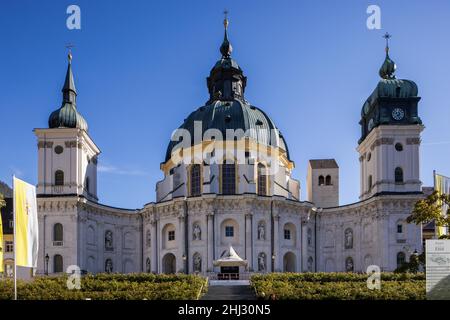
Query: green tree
xmin=407 ymin=191 xmax=450 ymax=240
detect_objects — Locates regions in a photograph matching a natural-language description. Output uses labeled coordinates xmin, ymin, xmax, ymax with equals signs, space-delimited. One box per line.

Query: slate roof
xmin=309 ymin=159 xmax=339 ymax=169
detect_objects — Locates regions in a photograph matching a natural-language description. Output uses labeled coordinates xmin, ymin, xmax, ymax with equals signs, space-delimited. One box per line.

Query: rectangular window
xmin=5 ymin=241 xmax=13 ymax=252
xmin=222 ymin=164 xmax=236 ymax=195
xmin=284 ymin=229 xmax=291 ymax=240
xmin=225 ymin=226 xmax=234 ymax=237
xmin=397 ymin=225 xmax=403 ymax=233
xmin=168 ymin=230 xmax=175 ymax=241
xmin=9 ymin=220 xmax=13 ymax=229
xmin=190 ymin=164 xmax=201 ymax=196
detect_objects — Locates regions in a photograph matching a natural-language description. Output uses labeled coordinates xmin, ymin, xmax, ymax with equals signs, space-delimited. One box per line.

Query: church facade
xmin=34 ymin=20 xmax=423 ymax=276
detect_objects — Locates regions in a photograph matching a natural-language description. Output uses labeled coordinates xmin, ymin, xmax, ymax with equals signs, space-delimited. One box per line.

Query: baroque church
xmin=34 ymin=18 xmax=424 ymax=276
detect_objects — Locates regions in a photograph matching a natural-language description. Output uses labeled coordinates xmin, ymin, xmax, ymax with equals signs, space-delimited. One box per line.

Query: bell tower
xmin=357 ymin=33 xmax=424 ymax=200
xmin=34 ymin=51 xmax=100 ymax=201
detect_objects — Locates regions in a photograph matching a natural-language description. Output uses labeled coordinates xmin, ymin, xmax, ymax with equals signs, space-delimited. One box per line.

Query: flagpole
xmin=12 ymin=175 xmax=17 ymax=300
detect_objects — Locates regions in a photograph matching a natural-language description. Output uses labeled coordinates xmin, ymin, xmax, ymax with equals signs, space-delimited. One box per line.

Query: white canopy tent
xmin=213 ymin=245 xmax=248 ymax=267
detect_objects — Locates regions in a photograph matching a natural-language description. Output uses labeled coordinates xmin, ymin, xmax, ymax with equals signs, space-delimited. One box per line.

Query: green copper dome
xmin=362 ymin=45 xmax=418 ymax=117
xmin=165 ymin=18 xmax=290 ymax=162
xmin=165 ymin=100 xmax=290 ymax=162
xmin=379 ymin=53 xmax=396 ymax=79
xmin=48 ymin=54 xmax=88 ymax=131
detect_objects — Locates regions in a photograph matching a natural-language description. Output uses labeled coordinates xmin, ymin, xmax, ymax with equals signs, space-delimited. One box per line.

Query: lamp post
xmin=182 ymin=254 xmax=187 ymax=274
xmin=45 ymin=254 xmax=49 ymax=275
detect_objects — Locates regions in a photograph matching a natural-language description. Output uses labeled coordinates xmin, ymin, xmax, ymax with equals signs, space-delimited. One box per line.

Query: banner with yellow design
xmin=434 ymin=171 xmax=450 ymax=238
xmin=13 ymin=177 xmax=38 ymax=268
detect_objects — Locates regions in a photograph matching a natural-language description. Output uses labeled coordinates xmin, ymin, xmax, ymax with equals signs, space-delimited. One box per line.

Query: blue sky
xmin=0 ymin=0 xmax=449 ymax=208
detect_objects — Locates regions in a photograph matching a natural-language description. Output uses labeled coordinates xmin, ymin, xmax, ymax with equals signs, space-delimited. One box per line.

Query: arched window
xmin=368 ymin=175 xmax=373 ymax=191
xmin=53 ymin=223 xmax=63 ymax=244
xmin=55 ymin=170 xmax=64 ymax=186
xmin=397 ymin=252 xmax=406 ymax=268
xmin=395 ymin=167 xmax=404 ymax=183
xmin=222 ymin=163 xmax=236 ymax=195
xmin=190 ymin=164 xmax=201 ymax=196
xmin=53 ymin=254 xmax=63 ymax=273
xmin=325 ymin=175 xmax=332 ymax=185
xmin=318 ymin=175 xmax=325 ymax=186
xmin=85 ymin=177 xmax=90 ymax=193
xmin=257 ymin=163 xmax=267 ymax=196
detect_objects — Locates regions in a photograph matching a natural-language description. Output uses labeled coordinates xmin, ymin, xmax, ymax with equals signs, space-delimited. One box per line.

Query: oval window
xmin=395 ymin=143 xmax=403 ymax=152
xmin=54 ymin=145 xmax=64 ymax=154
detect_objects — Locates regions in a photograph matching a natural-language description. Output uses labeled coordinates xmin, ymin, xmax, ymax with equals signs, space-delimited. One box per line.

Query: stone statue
xmin=146 ymin=258 xmax=151 ymax=273
xmin=345 ymin=257 xmax=354 ymax=272
xmin=193 ymin=254 xmax=202 ymax=272
xmin=345 ymin=228 xmax=353 ymax=249
xmin=307 ymin=228 xmax=312 ymax=246
xmin=307 ymin=257 xmax=313 ymax=272
xmin=258 ymin=252 xmax=266 ymax=272
xmin=146 ymin=230 xmax=151 ymax=248
xmin=105 ymin=259 xmax=113 ymax=273
xmin=193 ymin=224 xmax=201 ymax=241
xmin=105 ymin=230 xmax=113 ymax=250
xmin=258 ymin=223 xmax=265 ymax=240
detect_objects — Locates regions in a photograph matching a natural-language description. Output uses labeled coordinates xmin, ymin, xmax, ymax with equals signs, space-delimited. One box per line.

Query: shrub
xmin=0 ymin=273 xmax=207 ymax=300
xmin=250 ymin=272 xmax=425 ymax=300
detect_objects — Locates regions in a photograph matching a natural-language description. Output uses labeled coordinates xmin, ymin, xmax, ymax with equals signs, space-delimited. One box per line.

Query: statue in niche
xmin=345 ymin=257 xmax=354 ymax=272
xmin=105 ymin=259 xmax=113 ymax=273
xmin=146 ymin=258 xmax=151 ymax=273
xmin=193 ymin=224 xmax=201 ymax=241
xmin=193 ymin=254 xmax=202 ymax=272
xmin=146 ymin=230 xmax=151 ymax=248
xmin=257 ymin=222 xmax=265 ymax=240
xmin=258 ymin=252 xmax=266 ymax=272
xmin=344 ymin=228 xmax=353 ymax=249
xmin=307 ymin=257 xmax=313 ymax=272
xmin=105 ymin=230 xmax=113 ymax=250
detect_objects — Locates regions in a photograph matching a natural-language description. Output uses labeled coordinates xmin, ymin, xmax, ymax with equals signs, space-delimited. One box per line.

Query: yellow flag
xmin=435 ymin=173 xmax=449 ymax=238
xmin=13 ymin=177 xmax=38 ymax=268
xmin=0 ymin=209 xmax=3 ymax=273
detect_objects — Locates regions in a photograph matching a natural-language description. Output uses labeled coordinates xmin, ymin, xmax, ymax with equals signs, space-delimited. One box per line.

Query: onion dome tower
xmin=359 ymin=32 xmax=422 ymax=143
xmin=48 ymin=51 xmax=88 ymax=131
xmin=357 ymin=33 xmax=423 ymax=200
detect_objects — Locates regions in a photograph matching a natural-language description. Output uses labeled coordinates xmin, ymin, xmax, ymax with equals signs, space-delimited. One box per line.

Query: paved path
xmin=201 ymin=282 xmax=257 ymax=300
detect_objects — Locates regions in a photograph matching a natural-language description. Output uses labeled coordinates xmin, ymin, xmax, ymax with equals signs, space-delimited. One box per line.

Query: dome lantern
xmin=206 ymin=13 xmax=247 ymax=104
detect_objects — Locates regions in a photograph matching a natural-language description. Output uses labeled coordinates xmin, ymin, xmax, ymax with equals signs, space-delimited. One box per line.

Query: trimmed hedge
xmin=0 ymin=273 xmax=207 ymax=300
xmin=250 ymin=273 xmax=425 ymax=300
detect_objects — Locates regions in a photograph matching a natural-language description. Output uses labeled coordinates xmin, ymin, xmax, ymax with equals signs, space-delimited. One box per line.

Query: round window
xmin=54 ymin=145 xmax=64 ymax=154
xmin=395 ymin=143 xmax=403 ymax=152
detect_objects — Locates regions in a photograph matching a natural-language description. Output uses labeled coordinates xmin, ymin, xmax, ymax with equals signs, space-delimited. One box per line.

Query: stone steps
xmin=201 ymin=285 xmax=257 ymax=300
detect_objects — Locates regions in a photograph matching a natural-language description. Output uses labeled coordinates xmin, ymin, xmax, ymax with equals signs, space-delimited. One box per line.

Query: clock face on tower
xmin=392 ymin=108 xmax=405 ymax=121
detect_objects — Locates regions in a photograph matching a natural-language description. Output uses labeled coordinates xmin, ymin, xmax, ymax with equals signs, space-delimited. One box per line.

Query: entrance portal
xmin=219 ymin=266 xmax=239 ymax=280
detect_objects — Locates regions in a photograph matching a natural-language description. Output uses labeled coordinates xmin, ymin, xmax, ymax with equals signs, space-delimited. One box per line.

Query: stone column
xmin=98 ymin=222 xmax=104 ymax=273
xmin=207 ymin=212 xmax=214 ymax=272
xmin=245 ymin=213 xmax=253 ymax=271
xmin=151 ymin=218 xmax=157 ymax=273
xmin=273 ymin=214 xmax=280 ymax=272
